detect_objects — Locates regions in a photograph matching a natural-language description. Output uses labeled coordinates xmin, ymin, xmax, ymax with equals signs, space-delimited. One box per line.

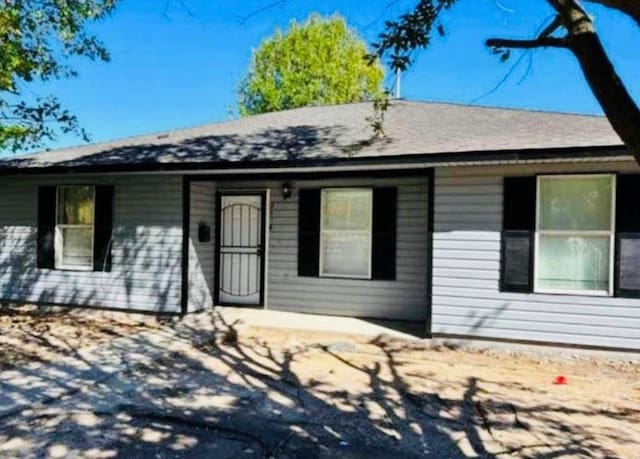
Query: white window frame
xmin=319 ymin=187 xmax=373 ymax=279
xmin=55 ymin=185 xmax=96 ymax=271
xmin=533 ymin=174 xmax=616 ymax=296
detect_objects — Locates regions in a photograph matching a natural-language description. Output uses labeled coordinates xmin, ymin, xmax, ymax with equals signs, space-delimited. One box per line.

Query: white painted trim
xmin=534 ymin=288 xmax=611 ymax=296
xmin=263 ymin=188 xmax=270 ymax=310
xmin=609 ymin=174 xmax=617 ymax=296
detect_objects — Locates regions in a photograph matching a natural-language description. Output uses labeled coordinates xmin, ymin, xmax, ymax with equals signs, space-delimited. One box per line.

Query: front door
xmin=216 ymin=193 xmax=265 ymax=305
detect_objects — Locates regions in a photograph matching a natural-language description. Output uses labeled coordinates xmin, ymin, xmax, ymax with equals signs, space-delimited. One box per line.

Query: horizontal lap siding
xmin=0 ymin=175 xmax=182 ymax=313
xmin=188 ymin=181 xmax=215 ymax=312
xmin=432 ymin=162 xmax=640 ymax=350
xmin=215 ymin=177 xmax=429 ymax=321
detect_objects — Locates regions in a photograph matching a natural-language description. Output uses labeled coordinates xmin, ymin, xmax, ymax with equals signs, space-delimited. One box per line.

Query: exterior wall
xmin=187 ymin=181 xmax=216 ymax=312
xmin=215 ymin=175 xmax=430 ymax=321
xmin=0 ymin=174 xmax=183 ymax=313
xmin=432 ymin=160 xmax=640 ymax=350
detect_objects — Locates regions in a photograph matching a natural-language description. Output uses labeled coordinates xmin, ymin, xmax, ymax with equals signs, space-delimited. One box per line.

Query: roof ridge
xmin=396 ymin=98 xmax=607 ymax=118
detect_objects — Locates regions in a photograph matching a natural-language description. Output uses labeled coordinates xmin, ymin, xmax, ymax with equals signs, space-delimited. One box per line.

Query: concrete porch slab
xmin=211 ymin=306 xmax=427 ymax=340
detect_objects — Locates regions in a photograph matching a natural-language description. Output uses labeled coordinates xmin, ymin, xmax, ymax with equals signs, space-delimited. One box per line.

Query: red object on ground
xmin=553 ymin=375 xmax=568 ymax=385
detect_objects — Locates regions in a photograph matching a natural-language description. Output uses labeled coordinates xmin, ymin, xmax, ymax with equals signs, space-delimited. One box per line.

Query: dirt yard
xmin=0 ymin=306 xmax=638 ymax=458
xmin=0 ymin=305 xmax=168 ymax=369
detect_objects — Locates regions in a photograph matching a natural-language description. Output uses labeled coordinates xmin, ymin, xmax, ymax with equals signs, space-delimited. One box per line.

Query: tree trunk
xmin=549 ymin=0 xmax=640 ymax=158
xmin=585 ymin=0 xmax=640 ymax=27
xmin=567 ymin=31 xmax=640 ymax=156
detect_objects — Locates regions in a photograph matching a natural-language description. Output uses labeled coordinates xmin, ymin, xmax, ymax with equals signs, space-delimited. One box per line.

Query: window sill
xmin=319 ymin=273 xmax=372 ymax=281
xmin=533 ymin=288 xmax=612 ymax=297
xmin=53 ymin=265 xmax=94 ymax=272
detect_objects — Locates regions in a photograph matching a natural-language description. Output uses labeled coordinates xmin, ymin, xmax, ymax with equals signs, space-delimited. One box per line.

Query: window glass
xmin=58 ymin=186 xmax=94 ymax=225
xmin=320 ymin=189 xmax=372 ymax=278
xmin=56 ymin=186 xmax=95 ymax=270
xmin=536 ymin=175 xmax=614 ymax=294
xmin=322 ymin=189 xmax=371 ymax=231
xmin=59 ymin=227 xmax=94 ymax=269
xmin=538 ymin=176 xmax=612 ymax=231
xmin=537 ymin=235 xmax=610 ymax=292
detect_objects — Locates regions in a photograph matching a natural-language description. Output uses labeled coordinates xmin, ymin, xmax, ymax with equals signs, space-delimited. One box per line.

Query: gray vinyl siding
xmin=432 ymin=161 xmax=640 ymax=350
xmin=0 ymin=175 xmax=182 ymax=313
xmin=216 ymin=176 xmax=429 ymax=321
xmin=187 ymin=181 xmax=216 ymax=312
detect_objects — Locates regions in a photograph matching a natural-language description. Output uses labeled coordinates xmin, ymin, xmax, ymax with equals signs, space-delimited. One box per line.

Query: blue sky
xmin=28 ymin=0 xmax=640 ymax=150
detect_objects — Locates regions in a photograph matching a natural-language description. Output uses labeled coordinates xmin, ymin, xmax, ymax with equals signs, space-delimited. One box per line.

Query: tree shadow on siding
xmin=0 ymin=222 xmax=181 ymax=314
xmin=0 ymin=309 xmax=635 ymax=458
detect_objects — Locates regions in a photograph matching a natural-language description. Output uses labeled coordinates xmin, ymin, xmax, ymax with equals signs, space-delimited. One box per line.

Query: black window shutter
xmin=37 ymin=186 xmax=57 ymax=269
xmin=94 ymin=185 xmax=114 ymax=272
xmin=298 ymin=188 xmax=320 ymax=277
xmin=615 ymin=174 xmax=640 ymax=297
xmin=501 ymin=176 xmax=536 ymax=293
xmin=372 ymin=187 xmax=397 ymax=280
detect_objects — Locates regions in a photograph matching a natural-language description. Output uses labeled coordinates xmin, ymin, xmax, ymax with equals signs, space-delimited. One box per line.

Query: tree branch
xmin=486 ymin=36 xmax=568 ymax=49
xmin=584 ymin=0 xmax=640 ymax=26
xmin=486 ymin=14 xmax=568 ymax=51
xmin=539 ymin=15 xmax=563 ymax=37
xmin=546 ymin=0 xmax=640 ymax=157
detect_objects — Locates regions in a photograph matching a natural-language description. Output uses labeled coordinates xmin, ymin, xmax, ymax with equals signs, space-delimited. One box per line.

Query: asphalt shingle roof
xmin=0 ymin=100 xmax=624 ymax=172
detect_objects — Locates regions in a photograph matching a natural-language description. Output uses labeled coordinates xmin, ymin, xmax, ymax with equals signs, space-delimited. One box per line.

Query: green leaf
xmin=0 ymin=0 xmax=117 ymax=153
xmin=238 ymin=14 xmax=385 ymax=116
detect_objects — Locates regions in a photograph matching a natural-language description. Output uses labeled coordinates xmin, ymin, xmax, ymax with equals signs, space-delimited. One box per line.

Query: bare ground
xmin=0 ymin=306 xmax=638 ymax=458
xmin=0 ymin=305 xmax=167 ymax=369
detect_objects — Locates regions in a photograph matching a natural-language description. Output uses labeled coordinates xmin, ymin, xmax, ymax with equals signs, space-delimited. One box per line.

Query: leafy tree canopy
xmin=238 ymin=14 xmax=385 ymax=116
xmin=0 ymin=0 xmax=117 ymax=153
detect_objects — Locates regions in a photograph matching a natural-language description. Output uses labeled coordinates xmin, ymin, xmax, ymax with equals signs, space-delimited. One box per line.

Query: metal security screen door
xmin=216 ymin=193 xmax=265 ymax=305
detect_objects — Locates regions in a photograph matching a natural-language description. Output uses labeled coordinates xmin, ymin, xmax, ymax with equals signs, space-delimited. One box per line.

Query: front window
xmin=320 ymin=188 xmax=372 ymax=278
xmin=535 ymin=175 xmax=615 ymax=295
xmin=55 ymin=186 xmax=95 ymax=270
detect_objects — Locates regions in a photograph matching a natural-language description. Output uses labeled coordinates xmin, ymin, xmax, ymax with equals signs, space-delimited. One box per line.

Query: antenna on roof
xmin=394 ymin=68 xmax=401 ymax=99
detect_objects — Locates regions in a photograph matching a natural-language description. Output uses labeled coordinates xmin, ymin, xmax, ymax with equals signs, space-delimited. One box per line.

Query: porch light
xmin=282 ymin=182 xmax=292 ymax=200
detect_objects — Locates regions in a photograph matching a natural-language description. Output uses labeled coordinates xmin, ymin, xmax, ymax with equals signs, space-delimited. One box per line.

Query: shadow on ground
xmin=0 ymin=308 xmax=637 ymax=458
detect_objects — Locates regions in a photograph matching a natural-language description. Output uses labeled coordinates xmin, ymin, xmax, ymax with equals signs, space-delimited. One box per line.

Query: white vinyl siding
xmin=432 ymin=161 xmax=640 ymax=350
xmin=212 ymin=176 xmax=429 ymax=321
xmin=0 ymin=175 xmax=182 ymax=313
xmin=187 ymin=181 xmax=216 ymax=312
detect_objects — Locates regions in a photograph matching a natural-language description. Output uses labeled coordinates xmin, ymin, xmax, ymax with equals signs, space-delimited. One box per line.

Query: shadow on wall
xmin=0 ymin=223 xmax=181 ymax=314
xmin=432 ymin=172 xmax=515 ymax=339
xmin=0 ymin=310 xmax=632 ymax=457
xmin=0 ymin=125 xmax=391 ymax=169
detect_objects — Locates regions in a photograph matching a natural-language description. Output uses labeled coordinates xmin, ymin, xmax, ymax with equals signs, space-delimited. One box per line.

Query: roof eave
xmin=0 ymin=144 xmax=628 ymax=176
